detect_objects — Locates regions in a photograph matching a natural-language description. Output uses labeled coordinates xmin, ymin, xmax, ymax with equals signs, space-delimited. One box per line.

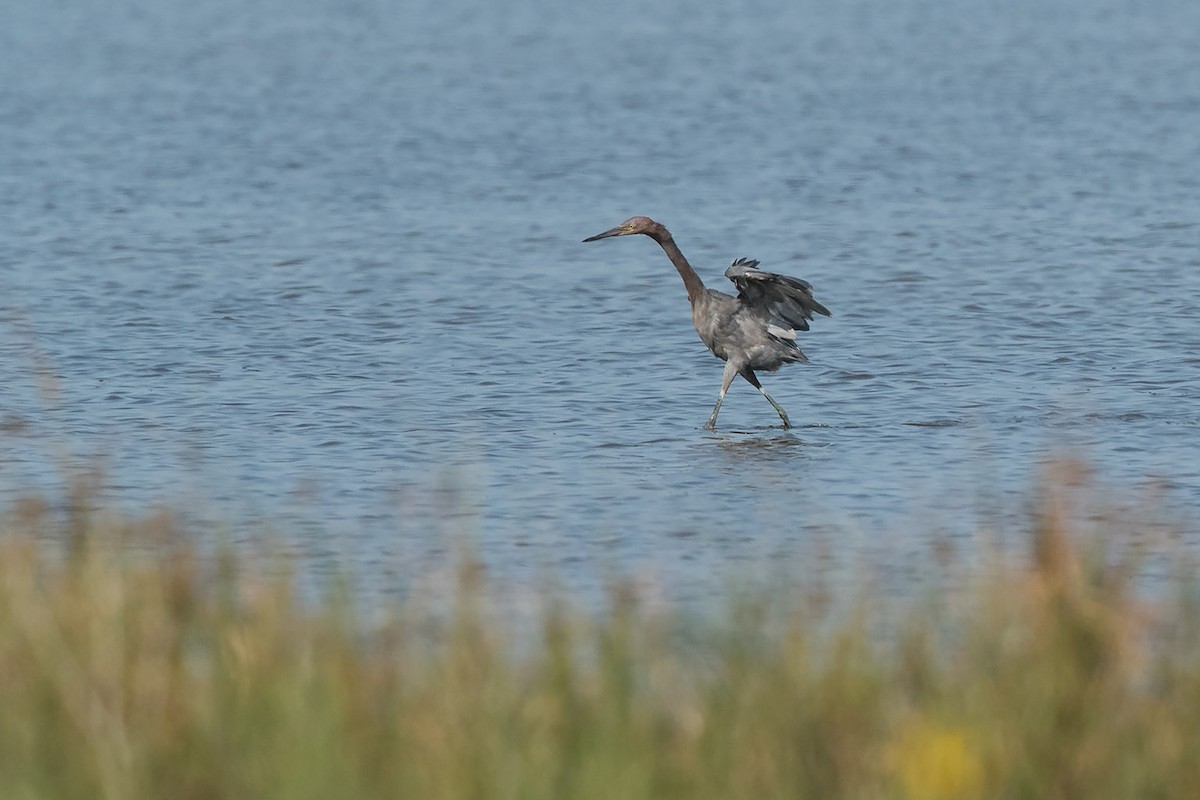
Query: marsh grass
xmin=1 ymin=463 xmax=1199 ymax=799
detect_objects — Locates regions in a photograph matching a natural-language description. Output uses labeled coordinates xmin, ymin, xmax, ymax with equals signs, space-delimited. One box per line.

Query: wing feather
xmin=724 ymin=257 xmax=832 ymax=333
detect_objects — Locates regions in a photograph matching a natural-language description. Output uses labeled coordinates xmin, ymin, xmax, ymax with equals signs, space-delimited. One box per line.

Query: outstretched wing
xmin=724 ymin=258 xmax=832 ymax=336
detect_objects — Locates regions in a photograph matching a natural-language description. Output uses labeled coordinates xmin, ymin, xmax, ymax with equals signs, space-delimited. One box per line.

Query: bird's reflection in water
xmin=702 ymin=429 xmax=815 ymax=465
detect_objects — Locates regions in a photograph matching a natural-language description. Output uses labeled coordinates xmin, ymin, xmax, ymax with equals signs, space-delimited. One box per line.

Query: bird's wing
xmin=724 ymin=258 xmax=832 ymax=334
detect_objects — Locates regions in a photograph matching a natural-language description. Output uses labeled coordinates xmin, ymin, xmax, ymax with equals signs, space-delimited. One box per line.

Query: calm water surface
xmin=3 ymin=0 xmax=1199 ymax=602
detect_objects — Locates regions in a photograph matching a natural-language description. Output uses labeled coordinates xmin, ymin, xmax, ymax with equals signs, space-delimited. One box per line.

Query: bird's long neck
xmin=652 ymin=231 xmax=705 ymax=305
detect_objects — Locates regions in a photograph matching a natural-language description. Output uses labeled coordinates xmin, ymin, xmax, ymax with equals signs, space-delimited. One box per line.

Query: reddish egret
xmin=583 ymin=216 xmax=831 ymax=430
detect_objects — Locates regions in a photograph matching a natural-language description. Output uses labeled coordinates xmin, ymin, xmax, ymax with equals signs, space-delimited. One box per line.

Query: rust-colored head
xmin=582 ymin=216 xmax=666 ymax=242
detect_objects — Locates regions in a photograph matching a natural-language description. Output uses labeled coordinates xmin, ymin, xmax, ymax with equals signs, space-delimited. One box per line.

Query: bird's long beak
xmin=582 ymin=226 xmax=626 ymax=243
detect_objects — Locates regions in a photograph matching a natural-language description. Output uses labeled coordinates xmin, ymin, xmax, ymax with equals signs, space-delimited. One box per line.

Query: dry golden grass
xmin=1 ymin=462 xmax=1198 ymax=799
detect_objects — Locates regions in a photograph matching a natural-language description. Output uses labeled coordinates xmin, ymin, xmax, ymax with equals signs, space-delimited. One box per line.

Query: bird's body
xmin=583 ymin=216 xmax=830 ymax=430
xmin=692 ymin=291 xmax=789 ymax=367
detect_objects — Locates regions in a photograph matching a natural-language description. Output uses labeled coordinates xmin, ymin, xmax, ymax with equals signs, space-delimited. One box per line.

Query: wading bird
xmin=583 ymin=216 xmax=830 ymax=430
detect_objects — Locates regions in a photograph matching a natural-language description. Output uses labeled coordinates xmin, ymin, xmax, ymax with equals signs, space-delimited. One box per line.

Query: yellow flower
xmin=888 ymin=723 xmax=984 ymax=800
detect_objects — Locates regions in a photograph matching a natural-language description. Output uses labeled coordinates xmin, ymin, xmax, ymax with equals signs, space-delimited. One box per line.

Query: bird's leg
xmin=759 ymin=388 xmax=791 ymax=429
xmin=740 ymin=369 xmax=791 ymax=429
xmin=706 ymin=361 xmax=740 ymax=430
xmin=706 ymin=397 xmax=724 ymax=430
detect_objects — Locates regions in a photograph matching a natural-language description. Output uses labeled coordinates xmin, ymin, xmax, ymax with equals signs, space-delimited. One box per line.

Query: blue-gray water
xmin=3 ymin=0 xmax=1199 ymax=602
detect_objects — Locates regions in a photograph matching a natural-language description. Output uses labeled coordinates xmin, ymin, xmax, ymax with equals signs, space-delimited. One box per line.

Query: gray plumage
xmin=583 ymin=216 xmax=831 ymax=430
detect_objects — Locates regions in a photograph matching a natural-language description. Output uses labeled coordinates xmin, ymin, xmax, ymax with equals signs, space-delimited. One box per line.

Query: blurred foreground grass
xmin=2 ymin=463 xmax=1199 ymax=799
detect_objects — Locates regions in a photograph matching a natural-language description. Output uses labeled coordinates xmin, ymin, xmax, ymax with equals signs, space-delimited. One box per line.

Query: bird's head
xmin=582 ymin=216 xmax=664 ymax=242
